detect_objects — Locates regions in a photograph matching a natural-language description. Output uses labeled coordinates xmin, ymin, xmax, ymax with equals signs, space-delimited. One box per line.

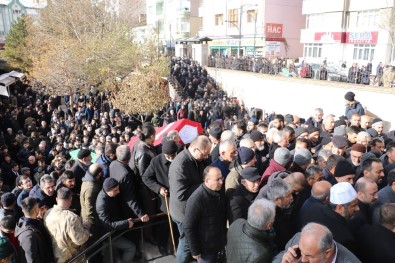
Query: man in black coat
xmin=184 ymin=166 xmax=227 ymax=262
xmin=227 ymin=167 xmax=260 ymax=224
xmin=70 ymin=149 xmax=92 ymax=194
xmin=227 ymin=198 xmax=277 ymax=263
xmin=142 ymin=140 xmax=178 ymax=255
xmin=109 ymin=145 xmax=149 ymax=222
xmin=301 ymin=182 xmax=359 ymax=255
xmin=15 ymin=197 xmax=54 ymax=263
xmin=169 ymin=135 xmax=211 ymax=263
xmin=356 ymin=203 xmax=395 ymax=263
xmin=96 ymin=178 xmax=137 ymax=262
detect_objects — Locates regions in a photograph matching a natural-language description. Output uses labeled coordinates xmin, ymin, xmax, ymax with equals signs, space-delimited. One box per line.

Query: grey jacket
xmin=272 ymin=232 xmax=361 ymax=263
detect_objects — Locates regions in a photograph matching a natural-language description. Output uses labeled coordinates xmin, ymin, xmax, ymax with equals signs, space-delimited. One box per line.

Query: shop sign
xmin=265 ymin=41 xmax=281 ymax=56
xmin=266 ymin=23 xmax=283 ymax=38
xmin=314 ymin=32 xmax=346 ymax=43
xmin=346 ymin=32 xmax=378 ymax=44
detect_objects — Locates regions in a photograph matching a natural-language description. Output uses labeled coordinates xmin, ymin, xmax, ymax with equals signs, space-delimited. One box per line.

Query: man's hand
xmin=192 ymin=254 xmax=201 ymax=260
xmin=140 ymin=214 xmax=150 ymax=222
xmin=127 ymin=218 xmax=134 ymax=228
xmin=159 ymin=187 xmax=168 ymax=196
xmin=281 ymin=245 xmax=300 ymax=263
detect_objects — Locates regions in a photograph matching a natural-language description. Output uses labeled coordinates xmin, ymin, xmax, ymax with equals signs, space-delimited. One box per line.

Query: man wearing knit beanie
xmin=370 ymin=118 xmax=389 ymax=141
xmin=344 ymin=91 xmax=365 ymax=120
xmin=260 ymin=148 xmax=291 ymax=187
xmin=332 ymin=136 xmax=348 ymax=156
xmin=142 ymin=140 xmax=179 ymax=255
xmin=334 ymin=159 xmax=356 ymax=185
xmin=290 ymin=148 xmax=312 ymax=173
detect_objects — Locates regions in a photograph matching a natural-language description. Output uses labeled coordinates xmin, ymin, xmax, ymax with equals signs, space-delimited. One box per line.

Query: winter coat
xmin=169 ymin=148 xmax=207 ymax=223
xmin=44 ymin=205 xmax=90 ymax=263
xmin=184 ymin=184 xmax=226 ymax=256
xmin=142 ymin=154 xmax=171 ymax=213
xmin=95 ymin=189 xmax=129 ymax=232
xmin=15 ymin=217 xmax=54 ymax=263
xmin=129 ymin=141 xmax=156 ymax=178
xmin=70 ymin=159 xmax=88 ymax=194
xmin=80 ymin=171 xmax=102 ymax=224
xmin=109 ymin=160 xmax=144 ymax=218
xmin=227 ymin=219 xmax=275 ymax=263
xmin=345 ymin=101 xmax=365 ymax=121
xmin=260 ymin=160 xmax=286 ymax=187
xmin=227 ymin=184 xmax=257 ymax=224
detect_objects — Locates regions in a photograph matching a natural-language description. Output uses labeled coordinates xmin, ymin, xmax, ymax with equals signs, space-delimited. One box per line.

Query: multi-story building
xmin=200 ymin=0 xmax=304 ymax=58
xmin=0 ymin=0 xmax=46 ymax=46
xmin=301 ymin=0 xmax=394 ymax=69
xmin=146 ymin=0 xmax=202 ymax=55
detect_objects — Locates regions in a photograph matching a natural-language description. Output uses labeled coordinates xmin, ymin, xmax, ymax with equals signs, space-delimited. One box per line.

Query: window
xmin=303 ymin=43 xmax=322 ymax=58
xmin=156 ymin=1 xmax=164 ymax=15
xmin=246 ymin=10 xmax=256 ymax=23
xmin=228 ymin=9 xmax=238 ymax=28
xmin=353 ymin=44 xmax=375 ymax=60
xmin=215 ymin=14 xmax=223 ymax=26
xmin=356 ymin=10 xmax=379 ymax=28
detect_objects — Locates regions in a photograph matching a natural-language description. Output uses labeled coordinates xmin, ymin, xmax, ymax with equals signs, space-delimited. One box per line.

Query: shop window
xmin=303 ymin=43 xmax=322 ymax=58
xmin=353 ymin=44 xmax=375 ymax=61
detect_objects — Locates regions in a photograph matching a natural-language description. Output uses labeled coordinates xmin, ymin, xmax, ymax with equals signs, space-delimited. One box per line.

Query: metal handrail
xmin=68 ymin=213 xmax=168 ymax=263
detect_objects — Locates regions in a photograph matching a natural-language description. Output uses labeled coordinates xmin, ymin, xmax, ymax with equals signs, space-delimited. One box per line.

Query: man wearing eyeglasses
xmin=183 ymin=166 xmax=226 ymax=263
xmin=169 ymin=135 xmax=212 ymax=263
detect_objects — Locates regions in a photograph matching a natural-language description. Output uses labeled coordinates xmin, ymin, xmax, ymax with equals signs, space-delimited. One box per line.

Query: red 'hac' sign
xmin=266 ymin=23 xmax=283 ymax=38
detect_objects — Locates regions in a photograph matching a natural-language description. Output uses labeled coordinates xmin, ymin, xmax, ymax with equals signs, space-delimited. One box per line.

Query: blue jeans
xmin=173 ymin=218 xmax=191 ymax=263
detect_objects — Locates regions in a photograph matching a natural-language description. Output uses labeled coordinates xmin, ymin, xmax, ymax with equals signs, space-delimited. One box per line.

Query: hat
xmin=334 ymin=160 xmax=355 ymax=177
xmin=103 ymin=178 xmax=119 ymax=192
xmin=274 ymin=148 xmax=291 ymax=166
xmin=294 ymin=148 xmax=312 ymax=165
xmin=351 ymin=143 xmax=366 ymax=153
xmin=237 ymin=147 xmax=255 ymax=165
xmin=249 ymin=117 xmax=259 ymax=125
xmin=284 ymin=114 xmax=294 ymax=124
xmin=332 ymin=136 xmax=348 ymax=148
xmin=294 ymin=127 xmax=307 ymax=138
xmin=334 ymin=119 xmax=346 ymax=128
xmin=1 ymin=193 xmax=16 ymax=207
xmin=307 ymin=126 xmax=319 ymax=134
xmin=0 ymin=236 xmax=14 ymax=260
xmin=240 ymin=167 xmax=261 ymax=182
xmin=77 ymin=149 xmax=91 ymax=159
xmin=333 ymin=126 xmax=346 ymax=137
xmin=371 ymin=118 xmax=383 ymax=127
xmin=208 ymin=126 xmax=222 ymax=140
xmin=321 ymin=136 xmax=332 ymax=146
xmin=162 ymin=140 xmax=178 ymax=155
xmin=21 ymin=167 xmax=30 ymax=174
xmin=360 ymin=152 xmax=377 ymax=166
xmin=366 ymin=128 xmax=378 ymax=138
xmin=344 ymin=91 xmax=355 ymax=101
xmin=330 ymin=182 xmax=357 ymax=205
xmin=249 ymin=130 xmax=264 ymax=142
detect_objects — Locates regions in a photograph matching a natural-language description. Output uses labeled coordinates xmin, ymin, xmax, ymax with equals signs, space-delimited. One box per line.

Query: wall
xmin=206 ymin=68 xmax=395 ymax=130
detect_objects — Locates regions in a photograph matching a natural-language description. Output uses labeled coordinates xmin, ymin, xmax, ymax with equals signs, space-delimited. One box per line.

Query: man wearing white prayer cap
xmin=300 ymin=182 xmax=359 ymax=255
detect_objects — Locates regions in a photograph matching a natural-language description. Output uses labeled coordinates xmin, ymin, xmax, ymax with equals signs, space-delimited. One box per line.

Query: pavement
xmin=139 ymin=241 xmax=176 ymax=263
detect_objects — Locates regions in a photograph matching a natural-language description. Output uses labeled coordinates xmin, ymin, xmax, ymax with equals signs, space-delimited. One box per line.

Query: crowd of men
xmin=0 ymin=57 xmax=393 ymax=263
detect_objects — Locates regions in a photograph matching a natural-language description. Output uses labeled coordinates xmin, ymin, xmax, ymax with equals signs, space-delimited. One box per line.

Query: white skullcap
xmin=330 ymin=182 xmax=357 ymax=205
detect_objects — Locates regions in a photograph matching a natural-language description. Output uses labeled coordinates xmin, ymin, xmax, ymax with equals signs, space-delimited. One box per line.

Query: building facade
xmin=200 ymin=0 xmax=304 ymax=58
xmin=0 ymin=0 xmax=46 ymax=46
xmin=146 ymin=0 xmax=202 ymax=55
xmin=301 ymin=0 xmax=395 ymax=70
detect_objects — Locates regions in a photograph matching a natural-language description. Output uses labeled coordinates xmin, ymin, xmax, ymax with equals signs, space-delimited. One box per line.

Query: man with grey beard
xmin=249 ymin=130 xmax=269 ymax=174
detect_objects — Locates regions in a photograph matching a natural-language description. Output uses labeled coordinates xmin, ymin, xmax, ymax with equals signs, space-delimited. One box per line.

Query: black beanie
xmin=334 ymin=160 xmax=355 ymax=177
xmin=344 ymin=91 xmax=355 ymax=101
xmin=77 ymin=149 xmax=91 ymax=159
xmin=162 ymin=140 xmax=178 ymax=155
xmin=103 ymin=178 xmax=119 ymax=192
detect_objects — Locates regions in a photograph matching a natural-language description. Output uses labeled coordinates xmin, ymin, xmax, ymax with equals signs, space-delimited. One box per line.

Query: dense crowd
xmin=207 ymin=56 xmax=395 ymax=88
xmin=0 ymin=57 xmax=393 ymax=263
